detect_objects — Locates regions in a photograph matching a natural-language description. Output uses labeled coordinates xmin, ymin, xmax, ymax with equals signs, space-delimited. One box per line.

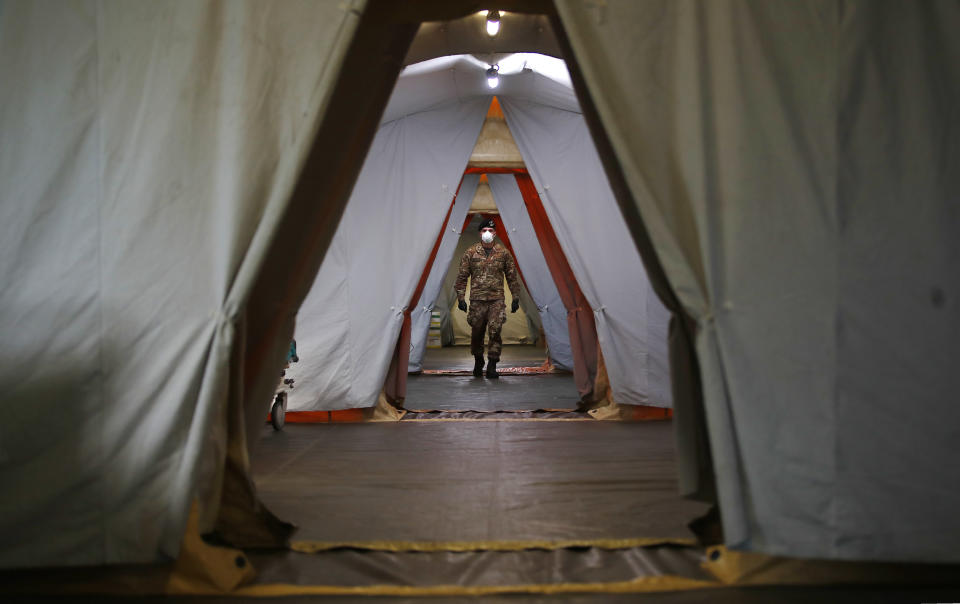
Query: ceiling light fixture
xmin=485 ymin=10 xmax=501 ymax=37
xmin=486 ymin=65 xmax=500 ymax=89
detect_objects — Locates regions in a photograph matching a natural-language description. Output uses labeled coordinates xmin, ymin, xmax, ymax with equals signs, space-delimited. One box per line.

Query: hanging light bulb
xmin=485 ymin=10 xmax=501 ymax=37
xmin=486 ymin=65 xmax=500 ymax=89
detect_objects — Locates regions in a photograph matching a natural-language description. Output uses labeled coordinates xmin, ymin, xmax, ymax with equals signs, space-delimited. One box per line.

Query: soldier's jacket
xmin=455 ymin=242 xmax=522 ymax=302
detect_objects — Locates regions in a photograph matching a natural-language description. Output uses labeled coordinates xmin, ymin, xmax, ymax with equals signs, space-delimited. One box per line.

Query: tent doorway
xmin=410 ymin=190 xmax=582 ymax=413
xmin=265 ymin=19 xmax=687 ymax=560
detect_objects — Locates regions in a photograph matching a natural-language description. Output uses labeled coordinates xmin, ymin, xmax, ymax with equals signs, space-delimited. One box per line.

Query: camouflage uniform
xmin=455 ymin=242 xmax=522 ymax=361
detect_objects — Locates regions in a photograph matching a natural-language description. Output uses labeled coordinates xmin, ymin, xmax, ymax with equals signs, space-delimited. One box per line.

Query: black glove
xmin=511 ymin=298 xmax=520 ymax=313
xmin=458 ymin=299 xmax=468 ymax=312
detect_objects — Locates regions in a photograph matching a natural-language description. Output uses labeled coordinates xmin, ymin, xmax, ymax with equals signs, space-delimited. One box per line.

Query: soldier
xmin=455 ymin=218 xmax=522 ymax=378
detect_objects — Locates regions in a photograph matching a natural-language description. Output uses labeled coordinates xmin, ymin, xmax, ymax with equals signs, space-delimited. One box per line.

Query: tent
xmin=1 ymin=0 xmax=959 ymax=574
xmin=286 ymin=55 xmax=670 ymax=413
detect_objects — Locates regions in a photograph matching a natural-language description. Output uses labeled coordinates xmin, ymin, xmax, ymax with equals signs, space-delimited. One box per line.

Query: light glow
xmin=494 ymin=53 xmax=571 ymax=85
xmin=485 ymin=10 xmax=501 ymax=37
xmin=486 ymin=65 xmax=500 ymax=89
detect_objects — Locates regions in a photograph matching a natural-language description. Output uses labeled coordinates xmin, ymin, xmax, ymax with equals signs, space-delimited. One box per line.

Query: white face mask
xmin=481 ymin=231 xmax=494 ymax=244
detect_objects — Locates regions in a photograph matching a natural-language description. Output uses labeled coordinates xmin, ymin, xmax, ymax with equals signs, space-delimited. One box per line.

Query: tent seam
xmin=94 ymin=0 xmax=108 ymax=565
xmin=379 ymin=97 xmax=491 ymax=129
xmin=829 ymin=0 xmax=843 ymax=559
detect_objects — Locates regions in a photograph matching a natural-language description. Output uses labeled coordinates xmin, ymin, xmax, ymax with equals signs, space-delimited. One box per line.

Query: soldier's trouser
xmin=467 ymin=299 xmax=506 ymax=361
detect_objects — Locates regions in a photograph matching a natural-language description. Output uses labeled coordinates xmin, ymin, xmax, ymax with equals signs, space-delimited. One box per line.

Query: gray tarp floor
xmin=252 ymin=421 xmax=708 ymax=544
xmin=248 ymin=344 xmax=718 ymax=590
xmin=8 ymin=346 xmax=960 ymax=601
xmin=406 ymin=344 xmax=581 ymax=412
xmin=420 ymin=343 xmax=548 ymax=370
xmin=405 ymin=373 xmax=580 ymax=411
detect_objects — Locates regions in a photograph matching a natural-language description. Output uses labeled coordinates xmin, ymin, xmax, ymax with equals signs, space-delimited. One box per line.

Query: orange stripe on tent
xmin=514 ymin=173 xmax=599 ymax=401
xmin=464 ymin=166 xmax=526 ymax=174
xmin=486 ymin=96 xmax=504 ymax=118
xmin=270 ymin=409 xmax=366 ymax=423
xmin=622 ymin=406 xmax=673 ymax=421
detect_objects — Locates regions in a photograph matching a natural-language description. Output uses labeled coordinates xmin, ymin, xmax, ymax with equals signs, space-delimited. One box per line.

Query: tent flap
xmin=501 ymin=97 xmax=672 ymax=408
xmin=0 ymin=0 xmax=366 ymax=566
xmin=556 ymin=0 xmax=960 ymax=562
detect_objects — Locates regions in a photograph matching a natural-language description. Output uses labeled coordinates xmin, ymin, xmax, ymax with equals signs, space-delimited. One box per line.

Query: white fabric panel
xmin=500 ymin=94 xmax=672 ymax=407
xmin=556 ymin=0 xmax=960 ymax=562
xmin=407 ymin=175 xmax=479 ymax=372
xmin=289 ymin=99 xmax=488 ymax=411
xmin=0 ymin=0 xmax=361 ymax=567
xmin=487 ymin=175 xmax=574 ymax=371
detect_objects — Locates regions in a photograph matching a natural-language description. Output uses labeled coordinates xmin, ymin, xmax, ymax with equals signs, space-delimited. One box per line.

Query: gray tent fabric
xmin=499 ymin=86 xmax=672 ymax=408
xmin=556 ymin=0 xmax=960 ymax=562
xmin=488 ymin=175 xmax=574 ymax=371
xmin=407 ymin=175 xmax=479 ymax=373
xmin=0 ymin=0 xmax=366 ymax=567
xmin=287 ymin=99 xmax=488 ymax=411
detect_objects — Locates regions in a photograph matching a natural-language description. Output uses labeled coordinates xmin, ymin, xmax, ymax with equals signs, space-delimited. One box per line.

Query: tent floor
xmin=252 ymin=421 xmax=709 ymax=543
xmin=404 ymin=373 xmax=581 ymax=411
xmin=7 ymin=421 xmax=960 ymax=601
xmin=420 ymin=343 xmax=548 ymax=371
xmin=9 ymin=352 xmax=959 ymax=601
xmin=409 ymin=344 xmax=579 ymax=411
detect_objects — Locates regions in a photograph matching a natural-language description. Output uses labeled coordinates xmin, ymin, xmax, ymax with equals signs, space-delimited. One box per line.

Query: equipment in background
xmin=427 ymin=311 xmax=442 ymax=349
xmin=271 ymin=340 xmax=299 ymax=431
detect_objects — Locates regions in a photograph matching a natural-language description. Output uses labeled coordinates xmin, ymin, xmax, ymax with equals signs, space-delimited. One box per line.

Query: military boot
xmin=473 ymin=355 xmax=485 ymax=377
xmin=486 ymin=358 xmax=499 ymax=379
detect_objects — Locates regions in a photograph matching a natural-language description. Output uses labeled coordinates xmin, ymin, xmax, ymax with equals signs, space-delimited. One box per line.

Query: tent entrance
xmin=405 ymin=173 xmax=589 ymax=413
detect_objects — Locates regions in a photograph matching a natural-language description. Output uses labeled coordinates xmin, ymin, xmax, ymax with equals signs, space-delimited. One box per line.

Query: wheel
xmin=271 ymin=392 xmax=286 ymax=431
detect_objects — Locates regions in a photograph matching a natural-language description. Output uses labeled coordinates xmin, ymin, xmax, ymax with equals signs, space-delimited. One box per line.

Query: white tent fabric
xmin=407 ymin=175 xmax=479 ymax=373
xmin=557 ymin=0 xmax=960 ymax=562
xmin=0 ymin=0 xmax=362 ymax=567
xmin=487 ymin=175 xmax=574 ymax=371
xmin=499 ymin=87 xmax=672 ymax=408
xmin=287 ymin=99 xmax=488 ymax=411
